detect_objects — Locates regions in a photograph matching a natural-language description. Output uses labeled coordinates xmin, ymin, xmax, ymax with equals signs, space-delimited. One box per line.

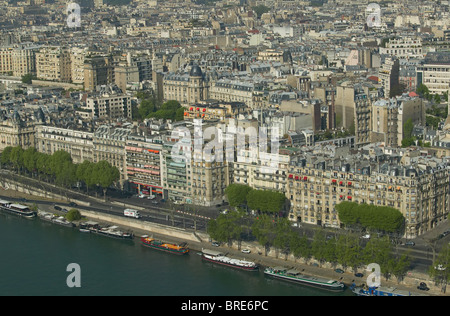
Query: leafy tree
xmin=416 ymin=83 xmax=429 ymax=97
xmin=66 ymin=209 xmax=82 ymax=222
xmin=336 ymin=202 xmax=404 ymax=234
xmin=362 ymin=236 xmax=394 ymax=279
xmin=76 ymin=160 xmax=96 ymax=193
xmin=290 ymin=233 xmax=311 ymax=263
xmin=147 ymin=100 xmax=183 ymax=121
xmin=225 ymin=184 xmax=252 ymax=208
xmin=21 ymin=73 xmax=33 ymax=84
xmin=9 ymin=146 xmax=24 ymax=172
xmin=391 ymin=253 xmax=411 ymax=283
xmin=335 ymin=234 xmax=362 ymax=272
xmin=403 ymin=118 xmax=414 ymax=139
xmin=429 ymin=243 xmax=450 ymax=292
xmin=0 ymin=146 xmax=13 ymax=166
xmin=56 ymin=160 xmax=77 ymax=187
xmin=207 ymin=211 xmax=243 ymax=246
xmin=138 ymin=99 xmax=155 ymax=119
xmin=94 ymin=160 xmax=120 ymax=200
xmin=251 ymin=214 xmax=277 ymax=255
xmin=49 ymin=150 xmax=73 ymax=178
xmin=434 ymin=94 xmax=441 ymax=104
xmin=311 ymin=229 xmax=329 ymax=267
xmin=247 ymin=189 xmax=286 ymax=214
xmin=252 ymin=5 xmax=270 ymax=17
xmin=22 ymin=147 xmax=38 ymax=174
xmin=272 ymin=217 xmax=292 ymax=258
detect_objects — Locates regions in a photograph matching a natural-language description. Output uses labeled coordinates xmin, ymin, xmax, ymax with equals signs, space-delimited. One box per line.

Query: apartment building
xmin=371 ymin=95 xmax=425 ymax=147
xmin=233 ymin=149 xmax=290 ymax=193
xmin=0 ymin=44 xmax=38 ymax=77
xmin=125 ymin=133 xmax=164 ymax=196
xmin=183 ymin=101 xmax=247 ymax=121
xmin=380 ymin=37 xmax=423 ymax=60
xmin=93 ymin=125 xmax=132 ymax=184
xmin=83 ymin=54 xmax=115 ymax=91
xmin=257 ymin=49 xmax=285 ymax=63
xmin=286 ymin=148 xmax=449 ymax=238
xmin=163 ymin=65 xmax=208 ymax=104
xmin=416 ymin=52 xmax=450 ymax=95
xmin=36 ymin=46 xmax=71 ymax=82
xmin=0 ymin=111 xmax=38 ymax=152
xmin=70 ymin=47 xmax=87 ymax=85
xmin=161 ymin=131 xmax=190 ymax=203
xmin=335 ymin=82 xmax=376 ymax=146
xmin=84 ymin=85 xmax=132 ymax=120
xmin=35 ymin=125 xmax=94 ymax=164
xmin=209 ymin=78 xmax=257 ymax=109
xmin=378 ymin=56 xmax=400 ymax=98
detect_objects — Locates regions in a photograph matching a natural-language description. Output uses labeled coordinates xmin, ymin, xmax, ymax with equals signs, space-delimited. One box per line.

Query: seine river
xmin=0 ymin=212 xmax=353 ymax=297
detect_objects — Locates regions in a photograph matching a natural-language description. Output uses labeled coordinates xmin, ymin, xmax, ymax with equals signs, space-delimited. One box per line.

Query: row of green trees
xmin=224 ymin=184 xmax=286 ymax=214
xmin=135 ymin=95 xmax=184 ymax=122
xmin=336 ymin=201 xmax=405 ymax=234
xmin=0 ymin=146 xmax=120 ymax=199
xmin=207 ymin=212 xmax=411 ymax=281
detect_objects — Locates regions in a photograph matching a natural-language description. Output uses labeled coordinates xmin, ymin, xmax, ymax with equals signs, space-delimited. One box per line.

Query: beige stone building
xmin=84 ymin=86 xmax=132 ymax=120
xmin=286 ymin=148 xmax=449 ymax=238
xmin=35 ymin=125 xmax=94 ymax=164
xmin=0 ymin=44 xmax=38 ymax=77
xmin=335 ymin=82 xmax=377 ymax=146
xmin=36 ymin=46 xmax=72 ymax=82
xmin=371 ymin=95 xmax=425 ymax=147
xmin=83 ymin=54 xmax=115 ymax=91
xmin=93 ymin=125 xmax=133 ymax=185
xmin=416 ymin=52 xmax=450 ymax=96
xmin=163 ymin=65 xmax=208 ymax=105
xmin=209 ymin=78 xmax=257 ymax=109
xmin=0 ymin=111 xmax=38 ymax=152
xmin=70 ymin=47 xmax=88 ymax=85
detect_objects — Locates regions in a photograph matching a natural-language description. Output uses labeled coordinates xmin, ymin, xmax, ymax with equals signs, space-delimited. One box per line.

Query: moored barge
xmin=264 ymin=266 xmax=345 ymax=292
xmin=141 ymin=235 xmax=189 ymax=255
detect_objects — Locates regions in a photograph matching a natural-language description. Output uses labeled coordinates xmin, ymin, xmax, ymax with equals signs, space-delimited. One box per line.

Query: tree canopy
xmin=0 ymin=146 xmax=120 ymax=199
xmin=224 ymin=184 xmax=286 ymax=214
xmin=336 ymin=201 xmax=405 ymax=233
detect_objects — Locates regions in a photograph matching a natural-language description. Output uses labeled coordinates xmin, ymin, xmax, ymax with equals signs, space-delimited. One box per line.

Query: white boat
xmin=0 ymin=200 xmax=36 ymax=218
xmin=201 ymin=248 xmax=258 ymax=271
xmin=38 ymin=211 xmax=74 ymax=227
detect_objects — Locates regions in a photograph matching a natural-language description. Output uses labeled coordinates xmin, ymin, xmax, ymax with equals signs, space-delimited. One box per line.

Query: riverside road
xmin=0 ymin=169 xmax=449 ymax=275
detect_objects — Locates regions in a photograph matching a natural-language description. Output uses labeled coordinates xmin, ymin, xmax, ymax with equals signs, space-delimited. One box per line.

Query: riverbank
xmin=1 ymin=188 xmax=447 ymax=296
xmin=74 ymin=208 xmax=447 ymax=296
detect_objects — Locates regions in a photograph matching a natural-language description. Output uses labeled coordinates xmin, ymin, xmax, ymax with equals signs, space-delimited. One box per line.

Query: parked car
xmin=241 ymin=249 xmax=251 ymax=254
xmin=334 ymin=268 xmax=344 ymax=274
xmin=361 ymin=234 xmax=371 ymax=239
xmin=211 ymin=242 xmax=220 ymax=247
xmin=417 ymin=282 xmax=429 ymax=291
xmin=405 ymin=241 xmax=415 ymax=246
xmin=354 ymin=272 xmax=364 ymax=278
xmin=54 ymin=205 xmax=62 ymax=211
xmin=69 ymin=202 xmax=77 ymax=207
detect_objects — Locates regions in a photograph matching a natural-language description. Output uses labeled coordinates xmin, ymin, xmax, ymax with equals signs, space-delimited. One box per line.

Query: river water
xmin=0 ymin=212 xmax=353 ymax=297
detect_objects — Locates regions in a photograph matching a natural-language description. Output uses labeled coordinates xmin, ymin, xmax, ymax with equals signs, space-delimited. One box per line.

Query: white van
xmin=124 ymin=209 xmax=141 ymax=219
